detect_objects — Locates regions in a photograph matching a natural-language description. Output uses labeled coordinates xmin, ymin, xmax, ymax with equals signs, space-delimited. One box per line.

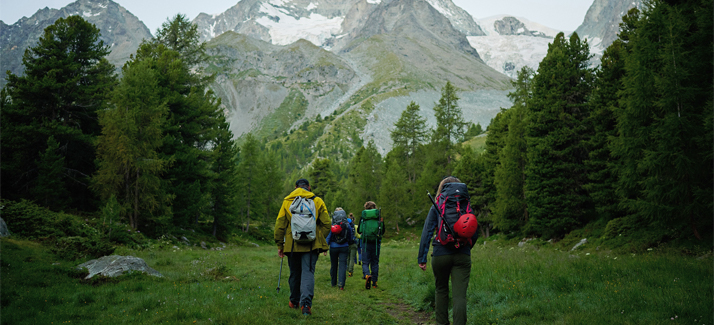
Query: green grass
xmin=3 ymin=235 xmax=712 ymax=324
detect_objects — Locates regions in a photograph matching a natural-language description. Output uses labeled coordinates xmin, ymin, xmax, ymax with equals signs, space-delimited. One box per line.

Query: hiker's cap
xmin=295 ymin=178 xmax=310 ymax=187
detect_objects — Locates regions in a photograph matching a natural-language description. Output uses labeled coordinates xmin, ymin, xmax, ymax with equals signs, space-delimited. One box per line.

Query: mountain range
xmin=0 ymin=0 xmax=637 ymax=156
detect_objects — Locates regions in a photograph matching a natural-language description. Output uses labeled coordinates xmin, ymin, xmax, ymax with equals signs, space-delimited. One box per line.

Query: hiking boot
xmin=348 ymin=272 xmax=353 ymax=277
xmin=339 ymin=287 xmax=344 ymax=291
xmin=372 ymin=282 xmax=378 ymax=289
xmin=289 ymin=301 xmax=299 ymax=309
xmin=365 ymin=275 xmax=372 ymax=290
xmin=302 ymin=306 xmax=312 ymax=316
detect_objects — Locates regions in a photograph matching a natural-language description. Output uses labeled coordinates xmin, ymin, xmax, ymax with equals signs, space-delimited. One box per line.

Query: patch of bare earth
xmin=383 ymin=299 xmax=432 ymax=324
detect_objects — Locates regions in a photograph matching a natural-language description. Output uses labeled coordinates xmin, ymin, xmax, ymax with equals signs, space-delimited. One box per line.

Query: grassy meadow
xmin=2 ymin=234 xmax=712 ymax=324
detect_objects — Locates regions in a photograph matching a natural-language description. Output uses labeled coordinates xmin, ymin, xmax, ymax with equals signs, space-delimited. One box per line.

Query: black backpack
xmin=434 ymin=183 xmax=476 ymax=248
xmin=331 ymin=210 xmax=350 ymax=245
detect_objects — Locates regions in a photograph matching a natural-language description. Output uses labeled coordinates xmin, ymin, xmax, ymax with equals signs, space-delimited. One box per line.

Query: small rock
xmin=570 ymin=238 xmax=588 ymax=251
xmin=181 ymin=236 xmax=190 ymax=245
xmin=172 ymin=246 xmax=180 ymax=249
xmin=200 ymin=241 xmax=207 ymax=250
xmin=249 ymin=242 xmax=260 ymax=247
xmin=0 ymin=217 xmax=10 ymax=237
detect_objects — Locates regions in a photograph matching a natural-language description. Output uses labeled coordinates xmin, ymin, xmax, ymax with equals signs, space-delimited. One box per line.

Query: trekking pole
xmin=427 ymin=191 xmax=457 ymax=237
xmin=277 ymin=240 xmax=285 ymax=293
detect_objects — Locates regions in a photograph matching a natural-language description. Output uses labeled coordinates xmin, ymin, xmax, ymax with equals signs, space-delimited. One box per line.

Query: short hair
xmin=335 ymin=207 xmax=344 ymax=211
xmin=295 ymin=178 xmax=309 ymax=188
xmin=364 ymin=201 xmax=376 ymax=209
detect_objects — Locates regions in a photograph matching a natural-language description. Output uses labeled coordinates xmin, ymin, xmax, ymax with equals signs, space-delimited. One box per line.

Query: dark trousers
xmin=362 ymin=241 xmax=380 ymax=283
xmin=348 ymin=243 xmax=358 ymax=273
xmin=287 ymin=251 xmax=319 ymax=307
xmin=329 ymin=246 xmax=349 ymax=287
xmin=432 ymin=253 xmax=471 ymax=325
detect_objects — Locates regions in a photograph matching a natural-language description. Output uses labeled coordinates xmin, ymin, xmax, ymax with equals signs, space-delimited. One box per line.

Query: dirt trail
xmin=383 ymin=299 xmax=432 ymax=324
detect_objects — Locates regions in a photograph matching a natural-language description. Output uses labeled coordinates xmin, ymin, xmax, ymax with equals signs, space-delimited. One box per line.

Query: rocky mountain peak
xmin=574 ymin=0 xmax=643 ymax=53
xmin=0 ymin=0 xmax=152 ymax=86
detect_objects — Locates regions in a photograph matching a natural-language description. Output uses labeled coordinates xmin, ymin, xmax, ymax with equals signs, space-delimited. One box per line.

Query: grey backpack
xmin=289 ymin=196 xmax=317 ymax=243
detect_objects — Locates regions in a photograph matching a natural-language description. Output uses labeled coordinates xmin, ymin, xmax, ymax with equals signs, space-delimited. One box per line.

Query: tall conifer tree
xmin=524 ymin=32 xmax=594 ymax=238
xmin=493 ymin=67 xmax=533 ymax=233
xmin=2 ymin=16 xmax=116 ymax=210
xmin=612 ymin=0 xmax=713 ymax=239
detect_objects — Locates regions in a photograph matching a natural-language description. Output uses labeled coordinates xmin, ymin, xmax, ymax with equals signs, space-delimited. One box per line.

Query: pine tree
xmin=453 ymin=146 xmax=490 ymax=236
xmin=613 ymin=0 xmax=713 ymax=239
xmin=347 ymin=141 xmax=382 ymax=214
xmin=2 ymin=16 xmax=116 ymax=210
xmin=134 ymin=15 xmax=225 ymax=229
xmin=432 ymin=81 xmax=466 ymax=165
xmin=379 ymin=155 xmax=408 ymax=232
xmin=238 ymin=134 xmax=262 ymax=232
xmin=309 ymin=158 xmax=337 ymax=209
xmin=391 ymin=101 xmax=429 ymax=183
xmin=32 ymin=136 xmax=69 ymax=210
xmin=209 ymin=115 xmax=240 ymax=239
xmin=477 ymin=109 xmax=510 ymax=226
xmin=524 ymin=32 xmax=594 ymax=238
xmin=493 ymin=66 xmax=533 ymax=233
xmin=92 ymin=59 xmax=169 ymax=231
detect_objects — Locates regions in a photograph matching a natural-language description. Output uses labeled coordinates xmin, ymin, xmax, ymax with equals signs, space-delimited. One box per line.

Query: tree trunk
xmin=126 ymin=170 xmax=134 ymax=229
xmin=244 ymin=197 xmax=251 ymax=233
xmin=134 ymin=168 xmax=139 ymax=230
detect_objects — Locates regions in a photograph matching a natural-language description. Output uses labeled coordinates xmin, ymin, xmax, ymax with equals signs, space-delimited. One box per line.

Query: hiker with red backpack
xmin=358 ymin=201 xmax=385 ymax=289
xmin=417 ymin=176 xmax=479 ymax=325
xmin=325 ymin=207 xmax=354 ymax=290
xmin=274 ymin=178 xmax=330 ymax=316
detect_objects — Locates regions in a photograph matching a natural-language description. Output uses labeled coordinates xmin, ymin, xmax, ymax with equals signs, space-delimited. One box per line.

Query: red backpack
xmin=432 ymin=183 xmax=478 ymax=249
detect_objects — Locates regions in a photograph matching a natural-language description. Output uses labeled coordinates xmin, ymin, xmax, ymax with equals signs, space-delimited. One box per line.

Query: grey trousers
xmin=432 ymin=253 xmax=471 ymax=325
xmin=287 ymin=250 xmax=319 ymax=307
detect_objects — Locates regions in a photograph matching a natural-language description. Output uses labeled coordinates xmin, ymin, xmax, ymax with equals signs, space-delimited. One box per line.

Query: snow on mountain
xmin=423 ymin=0 xmax=485 ymax=36
xmin=477 ymin=14 xmax=565 ymax=38
xmin=574 ymin=0 xmax=643 ymax=58
xmin=255 ymin=2 xmax=344 ymax=46
xmin=467 ymin=15 xmax=567 ymax=78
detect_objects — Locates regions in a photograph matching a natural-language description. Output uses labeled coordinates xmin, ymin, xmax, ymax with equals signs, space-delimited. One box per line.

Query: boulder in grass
xmin=76 ymin=255 xmax=163 ymax=279
xmin=570 ymin=238 xmax=588 ymax=251
xmin=0 ymin=217 xmax=9 ymax=237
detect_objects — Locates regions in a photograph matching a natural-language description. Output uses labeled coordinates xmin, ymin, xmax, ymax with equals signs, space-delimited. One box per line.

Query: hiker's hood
xmin=284 ymin=187 xmax=315 ymax=202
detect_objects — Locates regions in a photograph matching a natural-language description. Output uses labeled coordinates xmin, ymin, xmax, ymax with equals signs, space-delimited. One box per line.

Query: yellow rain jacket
xmin=274 ymin=187 xmax=330 ymax=253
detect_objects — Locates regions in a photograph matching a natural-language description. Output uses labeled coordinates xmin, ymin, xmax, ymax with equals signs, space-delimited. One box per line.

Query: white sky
xmin=0 ymin=0 xmax=593 ymax=34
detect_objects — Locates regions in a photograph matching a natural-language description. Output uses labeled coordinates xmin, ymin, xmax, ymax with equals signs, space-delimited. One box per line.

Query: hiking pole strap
xmin=427 ymin=191 xmax=456 ymax=236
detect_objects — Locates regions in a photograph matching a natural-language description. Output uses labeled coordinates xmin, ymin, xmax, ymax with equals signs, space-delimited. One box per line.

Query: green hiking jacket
xmin=274 ymin=187 xmax=330 ymax=253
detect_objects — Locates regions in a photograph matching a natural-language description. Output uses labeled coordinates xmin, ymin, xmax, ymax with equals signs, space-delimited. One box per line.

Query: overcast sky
xmin=1 ymin=0 xmax=593 ymax=34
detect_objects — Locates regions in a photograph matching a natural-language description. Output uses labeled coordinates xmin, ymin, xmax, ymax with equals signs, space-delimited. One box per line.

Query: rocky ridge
xmin=0 ymin=0 xmax=152 ymax=86
xmin=574 ymin=0 xmax=643 ymax=55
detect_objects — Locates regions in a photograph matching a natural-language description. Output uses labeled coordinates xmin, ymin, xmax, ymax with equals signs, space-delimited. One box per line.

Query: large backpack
xmin=360 ymin=209 xmax=382 ymax=241
xmin=331 ymin=210 xmax=350 ymax=245
xmin=434 ymin=183 xmax=477 ymax=248
xmin=289 ymin=195 xmax=317 ymax=243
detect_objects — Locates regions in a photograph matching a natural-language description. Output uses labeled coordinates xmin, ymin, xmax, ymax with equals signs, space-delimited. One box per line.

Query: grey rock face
xmin=76 ymin=255 xmax=163 ymax=279
xmin=494 ymin=17 xmax=531 ymax=36
xmin=574 ymin=0 xmax=642 ymax=51
xmin=0 ymin=0 xmax=152 ymax=86
xmin=424 ymin=0 xmax=485 ymax=36
xmin=0 ymin=217 xmax=9 ymax=237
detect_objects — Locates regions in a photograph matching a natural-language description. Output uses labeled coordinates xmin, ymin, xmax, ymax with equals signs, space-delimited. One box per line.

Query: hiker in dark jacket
xmin=417 ymin=176 xmax=479 ymax=325
xmin=274 ymin=178 xmax=330 ymax=316
xmin=346 ymin=213 xmax=359 ymax=277
xmin=358 ymin=201 xmax=385 ymax=289
xmin=325 ymin=208 xmax=354 ymax=290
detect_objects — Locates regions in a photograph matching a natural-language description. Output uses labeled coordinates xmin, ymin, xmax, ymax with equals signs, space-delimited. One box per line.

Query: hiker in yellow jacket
xmin=274 ymin=178 xmax=330 ymax=316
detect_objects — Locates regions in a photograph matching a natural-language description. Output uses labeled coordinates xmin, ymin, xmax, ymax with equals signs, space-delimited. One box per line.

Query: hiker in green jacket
xmin=274 ymin=178 xmax=330 ymax=316
xmin=358 ymin=201 xmax=385 ymax=289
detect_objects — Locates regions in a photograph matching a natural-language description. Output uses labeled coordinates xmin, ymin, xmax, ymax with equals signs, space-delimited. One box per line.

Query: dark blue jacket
xmin=326 ymin=225 xmax=354 ymax=248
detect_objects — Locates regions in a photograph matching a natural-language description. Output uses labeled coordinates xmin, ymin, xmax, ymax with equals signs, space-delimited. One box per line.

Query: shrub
xmin=52 ymin=236 xmax=115 ymax=260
